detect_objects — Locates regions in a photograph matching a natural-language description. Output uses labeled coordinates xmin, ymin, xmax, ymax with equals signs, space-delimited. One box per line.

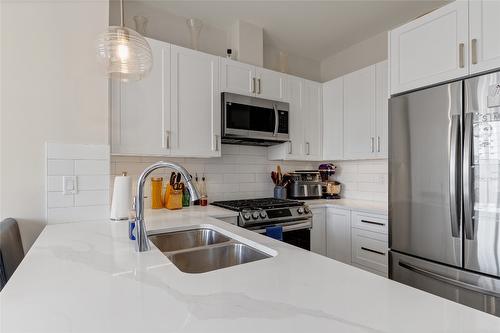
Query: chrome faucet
xmin=134 ymin=161 xmax=201 ymax=252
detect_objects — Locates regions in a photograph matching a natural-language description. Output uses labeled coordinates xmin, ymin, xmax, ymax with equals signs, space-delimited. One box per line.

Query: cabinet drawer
xmin=351 ymin=228 xmax=388 ymax=273
xmin=351 ymin=211 xmax=388 ymax=234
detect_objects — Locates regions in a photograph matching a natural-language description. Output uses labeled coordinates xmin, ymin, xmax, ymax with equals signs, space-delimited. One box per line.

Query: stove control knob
xmin=259 ymin=211 xmax=267 ymax=219
xmin=297 ymin=207 xmax=304 ymax=214
xmin=252 ymin=212 xmax=259 ymax=219
xmin=304 ymin=207 xmax=310 ymax=214
xmin=243 ymin=213 xmax=251 ymax=220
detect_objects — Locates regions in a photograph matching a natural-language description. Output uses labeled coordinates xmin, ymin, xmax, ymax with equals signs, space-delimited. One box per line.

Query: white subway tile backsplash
xmin=47 ymin=160 xmax=74 ymax=176
xmin=77 ymin=175 xmax=110 ymax=191
xmin=75 ymin=160 xmax=109 ymax=175
xmin=46 ymin=143 xmax=110 ymax=224
xmin=75 ymin=190 xmax=109 ymax=206
xmin=110 ymin=145 xmax=388 ymax=204
xmin=47 ymin=192 xmax=74 ymax=208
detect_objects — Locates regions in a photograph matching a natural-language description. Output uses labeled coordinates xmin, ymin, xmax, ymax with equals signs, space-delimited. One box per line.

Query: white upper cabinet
xmin=343 ymin=65 xmax=376 ymax=159
xmin=220 ymin=58 xmax=255 ymax=96
xmin=303 ymin=80 xmax=322 ymax=160
xmin=389 ymin=1 xmax=469 ymax=95
xmin=220 ymin=58 xmax=286 ymax=100
xmin=322 ymin=77 xmax=343 ymax=161
xmin=374 ymin=61 xmax=388 ymax=158
xmin=469 ymin=0 xmax=500 ymax=75
xmin=111 ymin=38 xmax=170 ymax=156
xmin=255 ymin=67 xmax=285 ymax=101
xmin=170 ymin=45 xmax=221 ymax=158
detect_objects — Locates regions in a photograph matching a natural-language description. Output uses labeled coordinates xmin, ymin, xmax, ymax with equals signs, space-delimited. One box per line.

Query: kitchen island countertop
xmin=1 ymin=206 xmax=498 ymax=333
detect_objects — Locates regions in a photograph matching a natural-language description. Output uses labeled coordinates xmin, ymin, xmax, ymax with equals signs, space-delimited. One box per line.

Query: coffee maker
xmin=319 ymin=164 xmax=341 ymax=199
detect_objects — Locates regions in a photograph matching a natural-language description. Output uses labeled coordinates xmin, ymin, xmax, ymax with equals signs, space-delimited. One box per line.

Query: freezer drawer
xmin=390 ymin=251 xmax=500 ymax=317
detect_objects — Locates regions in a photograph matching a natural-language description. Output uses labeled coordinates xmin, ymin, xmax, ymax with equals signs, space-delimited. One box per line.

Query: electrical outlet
xmin=62 ymin=176 xmax=77 ymax=195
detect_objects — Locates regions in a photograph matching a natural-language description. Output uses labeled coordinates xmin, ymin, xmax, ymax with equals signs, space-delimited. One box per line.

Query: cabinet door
xmin=220 ymin=58 xmax=255 ymax=96
xmin=326 ymin=207 xmax=351 ymax=264
xmin=389 ymin=1 xmax=469 ymax=95
xmin=469 ymin=0 xmax=500 ymax=75
xmin=374 ymin=61 xmax=388 ymax=158
xmin=111 ymin=38 xmax=170 ymax=156
xmin=303 ymin=80 xmax=322 ymax=160
xmin=310 ymin=207 xmax=326 ymax=256
xmin=267 ymin=76 xmax=305 ymax=160
xmin=170 ymin=45 xmax=220 ymax=157
xmin=255 ymin=67 xmax=285 ymax=101
xmin=343 ymin=65 xmax=376 ymax=159
xmin=322 ymin=77 xmax=343 ymax=160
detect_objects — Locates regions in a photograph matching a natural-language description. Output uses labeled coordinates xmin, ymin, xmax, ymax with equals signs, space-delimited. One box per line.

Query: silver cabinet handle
xmin=288 ymin=141 xmax=293 ymax=154
xmin=257 ymin=78 xmax=261 ymax=94
xmin=252 ymin=77 xmax=256 ymax=94
xmin=459 ymin=43 xmax=465 ymax=68
xmin=305 ymin=142 xmax=310 ymax=155
xmin=471 ymin=38 xmax=478 ymax=65
xmin=449 ymin=114 xmax=461 ymax=238
xmin=377 ymin=136 xmax=381 ymax=153
xmin=463 ymin=112 xmax=475 ymax=240
xmin=370 ymin=137 xmax=374 ymax=153
xmin=399 ymin=261 xmax=500 ymax=298
xmin=164 ymin=130 xmax=170 ymax=149
xmin=361 ymin=247 xmax=385 ymax=256
xmin=272 ymin=104 xmax=279 ymax=137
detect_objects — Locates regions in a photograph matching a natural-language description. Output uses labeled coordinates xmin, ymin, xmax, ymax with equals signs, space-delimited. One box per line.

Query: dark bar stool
xmin=0 ymin=218 xmax=24 ymax=290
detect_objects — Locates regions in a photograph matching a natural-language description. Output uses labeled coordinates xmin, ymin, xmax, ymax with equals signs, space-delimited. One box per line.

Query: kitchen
xmin=1 ymin=0 xmax=500 ymax=331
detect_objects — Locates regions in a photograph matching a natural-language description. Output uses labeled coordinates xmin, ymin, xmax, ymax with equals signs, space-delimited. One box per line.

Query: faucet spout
xmin=134 ymin=161 xmax=201 ymax=252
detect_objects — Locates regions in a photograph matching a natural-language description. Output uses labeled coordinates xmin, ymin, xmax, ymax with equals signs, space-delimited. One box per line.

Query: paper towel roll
xmin=110 ymin=174 xmax=132 ymax=221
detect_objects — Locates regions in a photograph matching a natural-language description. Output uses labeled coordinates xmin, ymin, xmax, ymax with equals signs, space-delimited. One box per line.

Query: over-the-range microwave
xmin=221 ymin=92 xmax=290 ymax=146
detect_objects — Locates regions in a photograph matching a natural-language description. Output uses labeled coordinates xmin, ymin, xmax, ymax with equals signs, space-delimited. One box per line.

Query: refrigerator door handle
xmin=399 ymin=261 xmax=500 ymax=298
xmin=463 ymin=112 xmax=475 ymax=240
xmin=449 ymin=114 xmax=461 ymax=238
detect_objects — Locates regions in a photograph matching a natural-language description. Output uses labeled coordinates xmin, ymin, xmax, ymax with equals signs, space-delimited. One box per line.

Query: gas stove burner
xmin=211 ymin=197 xmax=311 ymax=228
xmin=211 ymin=198 xmax=304 ymax=211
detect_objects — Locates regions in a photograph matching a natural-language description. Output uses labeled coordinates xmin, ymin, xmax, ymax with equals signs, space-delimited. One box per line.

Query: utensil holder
xmin=166 ymin=189 xmax=183 ymax=210
xmin=274 ymin=186 xmax=287 ymax=199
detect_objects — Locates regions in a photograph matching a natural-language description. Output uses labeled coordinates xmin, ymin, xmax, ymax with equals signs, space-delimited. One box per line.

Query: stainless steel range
xmin=211 ymin=198 xmax=312 ymax=250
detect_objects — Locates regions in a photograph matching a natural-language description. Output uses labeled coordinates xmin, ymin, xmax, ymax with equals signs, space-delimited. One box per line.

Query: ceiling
xmin=135 ymin=0 xmax=449 ymax=62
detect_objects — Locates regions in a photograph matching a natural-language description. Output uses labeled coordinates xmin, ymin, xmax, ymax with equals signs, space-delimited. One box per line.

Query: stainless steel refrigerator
xmin=389 ymin=71 xmax=500 ymax=317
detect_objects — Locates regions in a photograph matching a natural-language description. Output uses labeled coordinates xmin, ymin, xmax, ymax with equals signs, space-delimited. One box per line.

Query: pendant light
xmin=96 ymin=0 xmax=152 ymax=82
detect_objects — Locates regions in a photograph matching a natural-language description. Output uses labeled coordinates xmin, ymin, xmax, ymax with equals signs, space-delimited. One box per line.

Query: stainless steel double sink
xmin=148 ymin=228 xmax=272 ymax=273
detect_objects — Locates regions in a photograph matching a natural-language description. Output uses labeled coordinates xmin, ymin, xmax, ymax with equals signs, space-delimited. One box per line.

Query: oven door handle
xmin=253 ymin=221 xmax=312 ymax=234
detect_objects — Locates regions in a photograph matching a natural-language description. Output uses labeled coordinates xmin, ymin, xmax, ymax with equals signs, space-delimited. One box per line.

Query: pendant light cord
xmin=120 ymin=0 xmax=124 ymax=27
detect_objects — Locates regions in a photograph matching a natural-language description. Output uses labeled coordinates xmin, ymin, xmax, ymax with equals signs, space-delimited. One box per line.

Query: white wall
xmin=113 ymin=1 xmax=321 ymax=81
xmin=0 ymin=1 xmax=109 ymax=251
xmin=320 ymin=32 xmax=388 ymax=82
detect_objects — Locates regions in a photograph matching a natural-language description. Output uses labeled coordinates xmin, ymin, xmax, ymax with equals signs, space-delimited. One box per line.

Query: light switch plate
xmin=62 ymin=176 xmax=77 ymax=195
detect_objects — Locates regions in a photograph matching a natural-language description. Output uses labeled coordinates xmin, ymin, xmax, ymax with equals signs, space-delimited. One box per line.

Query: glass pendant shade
xmin=96 ymin=26 xmax=153 ymax=82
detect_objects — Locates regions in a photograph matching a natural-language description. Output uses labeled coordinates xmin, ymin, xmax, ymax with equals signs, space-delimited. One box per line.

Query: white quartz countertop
xmin=1 ymin=206 xmax=499 ymax=333
xmin=303 ymin=198 xmax=388 ymax=215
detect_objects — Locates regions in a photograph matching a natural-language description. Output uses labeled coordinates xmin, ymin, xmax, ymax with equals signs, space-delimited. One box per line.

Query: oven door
xmin=252 ymin=220 xmax=311 ymax=251
xmin=222 ymin=92 xmax=289 ymax=142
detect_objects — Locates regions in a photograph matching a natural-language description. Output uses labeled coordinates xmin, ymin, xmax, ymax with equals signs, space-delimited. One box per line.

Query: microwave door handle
xmin=272 ymin=104 xmax=279 ymax=137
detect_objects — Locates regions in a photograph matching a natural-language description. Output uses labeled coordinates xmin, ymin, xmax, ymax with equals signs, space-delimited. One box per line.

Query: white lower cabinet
xmin=310 ymin=207 xmax=326 ymax=256
xmin=325 ymin=207 xmax=351 ymax=264
xmin=351 ymin=228 xmax=388 ymax=276
xmin=311 ymin=205 xmax=388 ymax=277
